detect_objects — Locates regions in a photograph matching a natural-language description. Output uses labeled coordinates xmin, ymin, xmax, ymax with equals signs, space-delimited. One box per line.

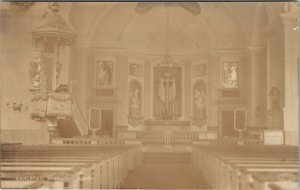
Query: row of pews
xmin=0 ymin=143 xmax=142 ymax=189
xmin=192 ymin=144 xmax=299 ymax=190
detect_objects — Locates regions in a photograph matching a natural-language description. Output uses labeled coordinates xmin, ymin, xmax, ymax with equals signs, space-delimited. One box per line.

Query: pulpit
xmin=31 ymin=91 xmax=72 ymax=120
xmin=29 ymin=3 xmax=89 ymax=137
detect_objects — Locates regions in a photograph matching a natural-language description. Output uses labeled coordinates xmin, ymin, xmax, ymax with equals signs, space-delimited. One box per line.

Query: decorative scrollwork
xmin=10 ymin=2 xmax=35 ymax=11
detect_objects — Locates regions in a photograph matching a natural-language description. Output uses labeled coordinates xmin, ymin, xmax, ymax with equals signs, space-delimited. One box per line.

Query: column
xmin=281 ymin=8 xmax=299 ymax=146
xmin=183 ymin=57 xmax=191 ymax=120
xmin=248 ymin=47 xmax=266 ymax=128
xmin=115 ymin=52 xmax=129 ymax=127
xmin=208 ymin=51 xmax=220 ymax=129
xmin=144 ymin=59 xmax=151 ymax=119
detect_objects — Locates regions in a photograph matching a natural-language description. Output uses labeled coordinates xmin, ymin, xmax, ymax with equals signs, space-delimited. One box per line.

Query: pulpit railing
xmin=71 ymin=96 xmax=89 ymax=136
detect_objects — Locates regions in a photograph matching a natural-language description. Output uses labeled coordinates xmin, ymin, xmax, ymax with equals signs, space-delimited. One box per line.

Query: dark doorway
xmin=221 ymin=110 xmax=237 ymax=138
xmin=100 ymin=110 xmax=114 ymax=137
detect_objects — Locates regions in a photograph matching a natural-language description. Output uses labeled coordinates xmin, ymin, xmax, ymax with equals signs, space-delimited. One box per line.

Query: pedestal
xmin=263 ymin=130 xmax=284 ymax=145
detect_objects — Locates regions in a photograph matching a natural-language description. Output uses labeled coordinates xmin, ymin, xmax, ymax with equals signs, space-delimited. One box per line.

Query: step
xmin=142 ymin=152 xmax=192 ymax=164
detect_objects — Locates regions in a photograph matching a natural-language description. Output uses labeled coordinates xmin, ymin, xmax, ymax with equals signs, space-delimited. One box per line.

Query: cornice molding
xmin=280 ymin=13 xmax=298 ymax=24
xmin=248 ymin=46 xmax=264 ymax=55
xmin=0 ymin=10 xmax=44 ymax=21
xmin=209 ymin=49 xmax=247 ymax=57
xmin=89 ymin=47 xmax=128 ymax=56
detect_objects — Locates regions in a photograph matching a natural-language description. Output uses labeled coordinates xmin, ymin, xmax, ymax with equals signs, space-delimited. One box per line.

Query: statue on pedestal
xmin=192 ymin=80 xmax=207 ymax=128
xmin=267 ymin=87 xmax=283 ymax=129
xmin=128 ymin=81 xmax=143 ymax=128
xmin=129 ymin=88 xmax=140 ymax=118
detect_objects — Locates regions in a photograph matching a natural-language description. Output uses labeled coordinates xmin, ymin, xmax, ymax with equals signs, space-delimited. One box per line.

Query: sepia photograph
xmin=0 ymin=1 xmax=299 ymax=189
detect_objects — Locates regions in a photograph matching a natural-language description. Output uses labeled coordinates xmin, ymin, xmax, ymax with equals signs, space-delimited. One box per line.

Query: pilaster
xmin=281 ymin=10 xmax=299 ymax=146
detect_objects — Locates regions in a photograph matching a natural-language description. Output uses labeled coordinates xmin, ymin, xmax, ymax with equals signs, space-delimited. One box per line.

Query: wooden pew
xmin=192 ymin=144 xmax=298 ymax=190
xmin=268 ymin=179 xmax=298 ymax=190
xmin=0 ymin=160 xmax=97 ymax=189
xmin=0 ymin=144 xmax=142 ymax=189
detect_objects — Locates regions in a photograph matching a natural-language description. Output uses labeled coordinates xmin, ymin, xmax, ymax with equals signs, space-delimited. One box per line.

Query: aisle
xmin=122 ymin=163 xmax=210 ymax=189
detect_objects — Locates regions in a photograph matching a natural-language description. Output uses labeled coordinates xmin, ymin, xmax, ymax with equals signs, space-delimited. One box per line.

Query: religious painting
xmin=222 ymin=62 xmax=238 ymax=89
xmin=129 ymin=63 xmax=143 ymax=77
xmin=193 ymin=80 xmax=207 ymax=128
xmin=193 ymin=64 xmax=207 ymax=77
xmin=153 ymin=66 xmax=182 ymax=120
xmin=95 ymin=60 xmax=113 ymax=88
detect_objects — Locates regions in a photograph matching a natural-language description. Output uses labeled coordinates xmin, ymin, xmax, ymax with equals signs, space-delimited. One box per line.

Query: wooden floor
xmin=122 ymin=145 xmax=210 ymax=189
xmin=122 ymin=163 xmax=210 ymax=189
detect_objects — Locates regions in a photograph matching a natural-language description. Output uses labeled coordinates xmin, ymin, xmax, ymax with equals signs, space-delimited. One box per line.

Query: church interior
xmin=0 ymin=2 xmax=299 ymax=189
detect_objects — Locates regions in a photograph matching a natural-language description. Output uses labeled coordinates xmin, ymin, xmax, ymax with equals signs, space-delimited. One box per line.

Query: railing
xmin=171 ymin=132 xmax=199 ymax=142
xmin=52 ymin=137 xmax=125 ymax=145
xmin=213 ymin=137 xmax=264 ymax=145
xmin=135 ymin=131 xmax=202 ymax=144
xmin=71 ymin=96 xmax=89 ymax=136
xmin=136 ymin=132 xmax=164 ymax=143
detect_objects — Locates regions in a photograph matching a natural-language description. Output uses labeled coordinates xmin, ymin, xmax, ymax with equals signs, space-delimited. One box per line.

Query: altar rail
xmin=135 ymin=131 xmax=211 ymax=144
xmin=117 ymin=131 xmax=268 ymax=145
xmin=52 ymin=138 xmax=125 ymax=145
xmin=212 ymin=137 xmax=264 ymax=146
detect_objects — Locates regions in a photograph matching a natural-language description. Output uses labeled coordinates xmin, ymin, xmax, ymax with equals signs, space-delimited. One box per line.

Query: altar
xmin=144 ymin=119 xmax=190 ymax=132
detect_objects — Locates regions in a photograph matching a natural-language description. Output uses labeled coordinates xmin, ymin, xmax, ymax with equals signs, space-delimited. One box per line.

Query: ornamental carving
xmin=9 ymin=2 xmax=35 ymax=11
xmin=29 ymin=50 xmax=43 ymax=88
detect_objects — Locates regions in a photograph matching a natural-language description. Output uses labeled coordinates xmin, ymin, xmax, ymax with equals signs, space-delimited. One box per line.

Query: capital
xmin=209 ymin=49 xmax=247 ymax=57
xmin=248 ymin=46 xmax=264 ymax=55
xmin=280 ymin=13 xmax=298 ymax=25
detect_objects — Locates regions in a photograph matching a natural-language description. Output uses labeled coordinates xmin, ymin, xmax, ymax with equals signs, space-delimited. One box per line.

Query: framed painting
xmin=95 ymin=60 xmax=114 ymax=88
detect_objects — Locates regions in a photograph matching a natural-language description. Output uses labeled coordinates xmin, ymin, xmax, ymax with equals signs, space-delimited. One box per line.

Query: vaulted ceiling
xmin=31 ymin=2 xmax=287 ymax=55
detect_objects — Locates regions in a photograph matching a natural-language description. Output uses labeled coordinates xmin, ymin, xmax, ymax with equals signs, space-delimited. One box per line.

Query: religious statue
xmin=128 ymin=82 xmax=143 ymax=128
xmin=129 ymin=88 xmax=140 ymax=118
xmin=157 ymin=70 xmax=178 ymax=120
xmin=267 ymin=87 xmax=283 ymax=129
xmin=55 ymin=61 xmax=62 ymax=88
xmin=194 ymin=89 xmax=205 ymax=109
xmin=193 ymin=81 xmax=207 ymax=127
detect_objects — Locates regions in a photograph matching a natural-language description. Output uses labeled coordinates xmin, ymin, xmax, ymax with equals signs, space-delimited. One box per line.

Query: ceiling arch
xmin=66 ymin=2 xmax=285 ymax=54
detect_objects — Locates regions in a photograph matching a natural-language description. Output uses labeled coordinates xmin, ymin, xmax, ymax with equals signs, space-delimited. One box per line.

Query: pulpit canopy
xmin=32 ymin=2 xmax=76 ymax=45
